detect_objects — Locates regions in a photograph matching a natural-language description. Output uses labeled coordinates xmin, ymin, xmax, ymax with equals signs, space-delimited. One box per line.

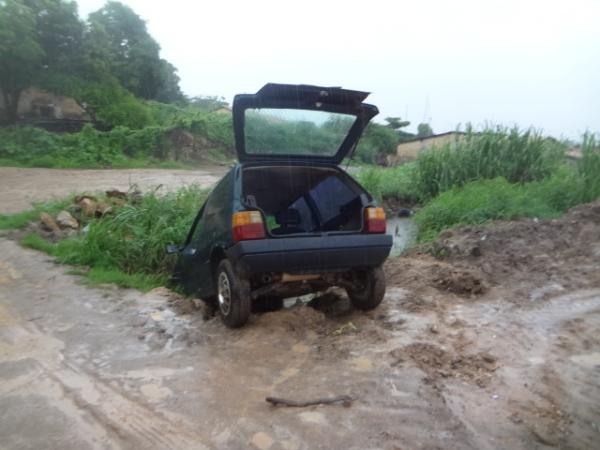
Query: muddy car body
xmin=170 ymin=83 xmax=392 ymax=327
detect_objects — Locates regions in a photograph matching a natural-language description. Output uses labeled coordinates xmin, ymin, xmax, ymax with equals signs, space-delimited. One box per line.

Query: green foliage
xmin=384 ymin=117 xmax=410 ymax=130
xmin=74 ymin=79 xmax=152 ymax=129
xmin=354 ymin=122 xmax=399 ymax=163
xmin=15 ymin=186 xmax=209 ymax=290
xmin=412 ymin=126 xmax=564 ymax=201
xmin=88 ymin=1 xmax=183 ymax=102
xmin=357 ymin=163 xmax=418 ymax=203
xmin=188 ymin=96 xmax=229 ymax=112
xmin=0 ymin=0 xmax=44 ymax=123
xmin=1 ymin=0 xmax=183 ymax=126
xmin=54 ymin=186 xmax=208 ymax=275
xmin=414 ymin=164 xmax=599 ymax=242
xmin=417 ymin=123 xmax=434 ymax=138
xmin=579 ymin=133 xmax=600 ymax=202
xmin=0 ymin=103 xmax=234 ymax=168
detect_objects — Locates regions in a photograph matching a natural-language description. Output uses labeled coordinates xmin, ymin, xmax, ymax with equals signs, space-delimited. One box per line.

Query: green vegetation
xmin=0 ymin=0 xmax=183 ymax=126
xmin=358 ymin=126 xmax=566 ymax=203
xmin=15 ymin=186 xmax=209 ymax=290
xmin=0 ymin=199 xmax=69 ymax=230
xmin=0 ymin=105 xmax=234 ymax=168
xmin=413 ymin=133 xmax=600 ymax=241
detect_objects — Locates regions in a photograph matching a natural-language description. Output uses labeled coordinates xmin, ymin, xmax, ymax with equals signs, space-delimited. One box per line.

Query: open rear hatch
xmin=233 ymin=83 xmax=379 ymax=164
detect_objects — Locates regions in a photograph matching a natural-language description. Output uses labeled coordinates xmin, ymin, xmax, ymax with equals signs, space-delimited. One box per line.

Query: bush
xmin=413 ymin=168 xmax=595 ymax=242
xmin=75 ymin=79 xmax=153 ymax=130
xmin=53 ymin=186 xmax=209 ymax=277
xmin=357 ymin=163 xmax=418 ymax=203
xmin=412 ymin=126 xmax=564 ymax=200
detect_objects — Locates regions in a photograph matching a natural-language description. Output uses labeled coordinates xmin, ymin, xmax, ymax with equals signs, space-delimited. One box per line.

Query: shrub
xmin=412 ymin=126 xmax=564 ymax=200
xmin=413 ymin=169 xmax=594 ymax=242
xmin=52 ymin=186 xmax=209 ymax=278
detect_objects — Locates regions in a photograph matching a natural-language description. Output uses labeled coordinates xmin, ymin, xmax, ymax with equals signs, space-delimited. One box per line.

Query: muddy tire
xmin=253 ymin=296 xmax=284 ymax=313
xmin=346 ymin=266 xmax=386 ymax=311
xmin=216 ymin=260 xmax=251 ymax=328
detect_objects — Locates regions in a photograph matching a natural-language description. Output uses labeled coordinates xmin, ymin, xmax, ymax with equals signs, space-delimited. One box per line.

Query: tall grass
xmin=414 ymin=136 xmax=600 ymax=242
xmin=17 ymin=186 xmax=210 ymax=290
xmin=412 ymin=126 xmax=564 ymax=200
xmin=357 ymin=163 xmax=418 ymax=203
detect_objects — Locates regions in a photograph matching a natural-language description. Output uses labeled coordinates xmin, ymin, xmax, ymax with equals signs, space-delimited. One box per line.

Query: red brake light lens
xmin=364 ymin=207 xmax=386 ymax=233
xmin=232 ymin=211 xmax=266 ymax=241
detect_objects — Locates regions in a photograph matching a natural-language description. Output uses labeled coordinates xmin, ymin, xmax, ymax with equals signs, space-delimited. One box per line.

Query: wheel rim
xmin=218 ymin=271 xmax=232 ymax=316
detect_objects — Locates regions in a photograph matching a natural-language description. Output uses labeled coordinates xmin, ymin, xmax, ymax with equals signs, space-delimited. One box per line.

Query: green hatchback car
xmin=170 ymin=83 xmax=392 ymax=327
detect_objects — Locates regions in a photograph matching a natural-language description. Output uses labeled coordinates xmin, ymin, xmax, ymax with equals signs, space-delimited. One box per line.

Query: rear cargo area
xmin=242 ymin=165 xmax=366 ymax=236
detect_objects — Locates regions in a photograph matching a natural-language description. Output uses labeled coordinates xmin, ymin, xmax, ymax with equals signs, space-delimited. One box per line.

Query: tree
xmin=0 ymin=0 xmax=43 ymax=124
xmin=0 ymin=0 xmax=86 ymax=124
xmin=189 ymin=95 xmax=229 ymax=111
xmin=88 ymin=1 xmax=182 ymax=102
xmin=417 ymin=123 xmax=434 ymax=138
xmin=384 ymin=116 xmax=410 ymax=131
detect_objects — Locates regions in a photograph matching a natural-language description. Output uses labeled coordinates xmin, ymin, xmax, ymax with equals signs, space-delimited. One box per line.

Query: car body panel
xmin=226 ymin=234 xmax=392 ymax=275
xmin=233 ymin=83 xmax=379 ymax=164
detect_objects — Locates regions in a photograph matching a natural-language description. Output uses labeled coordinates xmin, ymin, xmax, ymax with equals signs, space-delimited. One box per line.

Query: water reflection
xmin=387 ymin=217 xmax=418 ymax=256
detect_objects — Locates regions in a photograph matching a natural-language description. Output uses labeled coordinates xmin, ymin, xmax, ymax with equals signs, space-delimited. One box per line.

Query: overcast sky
xmin=75 ymin=0 xmax=599 ymax=139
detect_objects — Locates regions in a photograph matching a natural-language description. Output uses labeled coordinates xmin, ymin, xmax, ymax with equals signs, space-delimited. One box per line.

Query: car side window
xmin=191 ymin=170 xmax=233 ymax=245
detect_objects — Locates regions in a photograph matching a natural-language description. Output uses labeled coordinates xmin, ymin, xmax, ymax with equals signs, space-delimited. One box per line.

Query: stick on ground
xmin=265 ymin=395 xmax=354 ymax=408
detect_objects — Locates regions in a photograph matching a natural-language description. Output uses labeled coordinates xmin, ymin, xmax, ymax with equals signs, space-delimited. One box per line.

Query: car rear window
xmin=244 ymin=108 xmax=356 ymax=157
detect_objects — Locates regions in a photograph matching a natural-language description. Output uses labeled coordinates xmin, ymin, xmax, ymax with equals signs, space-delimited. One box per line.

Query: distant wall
xmin=0 ymin=87 xmax=89 ymax=121
xmin=389 ymin=132 xmax=465 ymax=165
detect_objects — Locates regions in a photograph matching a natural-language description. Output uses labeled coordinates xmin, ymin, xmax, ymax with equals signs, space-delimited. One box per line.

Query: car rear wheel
xmin=346 ymin=266 xmax=386 ymax=311
xmin=216 ymin=260 xmax=251 ymax=328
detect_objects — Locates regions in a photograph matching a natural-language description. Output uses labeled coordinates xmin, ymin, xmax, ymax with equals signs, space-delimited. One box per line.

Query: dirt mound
xmin=391 ymin=343 xmax=498 ymax=387
xmin=385 ymin=256 xmax=487 ymax=302
xmin=387 ymin=199 xmax=600 ymax=302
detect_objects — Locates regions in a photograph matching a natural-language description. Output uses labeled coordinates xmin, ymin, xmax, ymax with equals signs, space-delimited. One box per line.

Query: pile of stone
xmin=38 ymin=189 xmax=136 ymax=238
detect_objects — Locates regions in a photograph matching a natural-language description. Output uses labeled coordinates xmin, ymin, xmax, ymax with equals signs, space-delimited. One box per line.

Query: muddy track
xmin=0 ymin=167 xmax=227 ymax=213
xmin=1 ymin=171 xmax=599 ymax=449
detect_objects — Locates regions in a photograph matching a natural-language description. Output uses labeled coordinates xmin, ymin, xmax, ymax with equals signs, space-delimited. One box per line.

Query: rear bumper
xmin=225 ymin=234 xmax=392 ymax=274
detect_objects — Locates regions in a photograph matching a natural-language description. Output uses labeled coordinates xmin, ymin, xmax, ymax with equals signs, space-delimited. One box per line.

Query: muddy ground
xmin=1 ymin=171 xmax=599 ymax=449
xmin=0 ymin=167 xmax=226 ymax=214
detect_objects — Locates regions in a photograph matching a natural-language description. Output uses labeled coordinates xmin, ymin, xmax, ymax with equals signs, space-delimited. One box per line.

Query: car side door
xmin=181 ymin=171 xmax=233 ymax=296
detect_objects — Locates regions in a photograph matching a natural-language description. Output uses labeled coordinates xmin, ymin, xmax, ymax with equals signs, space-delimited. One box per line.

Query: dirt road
xmin=0 ymin=167 xmax=227 ymax=214
xmin=1 ymin=174 xmax=599 ymax=449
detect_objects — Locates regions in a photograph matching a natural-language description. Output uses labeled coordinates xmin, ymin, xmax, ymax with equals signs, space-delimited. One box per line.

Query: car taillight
xmin=232 ymin=211 xmax=266 ymax=241
xmin=364 ymin=207 xmax=386 ymax=233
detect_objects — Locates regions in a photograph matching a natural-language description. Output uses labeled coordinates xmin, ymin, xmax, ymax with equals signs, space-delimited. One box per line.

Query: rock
xmin=78 ymin=197 xmax=97 ymax=217
xmin=106 ymin=189 xmax=128 ymax=199
xmin=39 ymin=212 xmax=61 ymax=234
xmin=95 ymin=202 xmax=112 ymax=217
xmin=56 ymin=210 xmax=79 ymax=229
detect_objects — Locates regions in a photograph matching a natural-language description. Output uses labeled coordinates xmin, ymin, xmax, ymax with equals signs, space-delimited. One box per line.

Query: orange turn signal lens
xmin=232 ymin=211 xmax=266 ymax=241
xmin=364 ymin=207 xmax=386 ymax=233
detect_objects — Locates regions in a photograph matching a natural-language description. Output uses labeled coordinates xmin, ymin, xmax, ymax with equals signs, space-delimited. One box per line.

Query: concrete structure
xmin=390 ymin=131 xmax=466 ymax=165
xmin=0 ymin=87 xmax=88 ymax=122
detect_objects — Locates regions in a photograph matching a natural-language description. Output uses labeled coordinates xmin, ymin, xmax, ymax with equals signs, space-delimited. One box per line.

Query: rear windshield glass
xmin=244 ymin=108 xmax=356 ymax=156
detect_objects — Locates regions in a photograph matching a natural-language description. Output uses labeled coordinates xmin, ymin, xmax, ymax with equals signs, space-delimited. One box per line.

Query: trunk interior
xmin=242 ymin=165 xmax=366 ymax=236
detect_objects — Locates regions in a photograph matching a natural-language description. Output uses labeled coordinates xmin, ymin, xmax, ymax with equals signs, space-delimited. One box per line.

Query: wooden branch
xmin=266 ymin=395 xmax=354 ymax=408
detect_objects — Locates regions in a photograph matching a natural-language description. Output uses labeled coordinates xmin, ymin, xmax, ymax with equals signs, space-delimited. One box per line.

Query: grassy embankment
xmin=1 ymin=186 xmax=208 ymax=291
xmin=1 ymin=126 xmax=598 ymax=291
xmin=358 ymin=128 xmax=600 ymax=242
xmin=0 ymin=102 xmax=234 ymax=169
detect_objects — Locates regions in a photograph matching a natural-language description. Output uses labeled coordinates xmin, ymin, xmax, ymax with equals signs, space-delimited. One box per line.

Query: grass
xmin=0 ymin=199 xmax=70 ymax=230
xmin=357 ymin=126 xmax=565 ymax=205
xmin=357 ymin=163 xmax=418 ymax=203
xmin=14 ymin=185 xmax=210 ymax=290
xmin=414 ymin=160 xmax=599 ymax=242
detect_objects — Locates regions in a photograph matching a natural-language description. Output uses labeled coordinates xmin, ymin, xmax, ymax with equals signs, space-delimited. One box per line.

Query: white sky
xmin=75 ymin=0 xmax=600 ymax=140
